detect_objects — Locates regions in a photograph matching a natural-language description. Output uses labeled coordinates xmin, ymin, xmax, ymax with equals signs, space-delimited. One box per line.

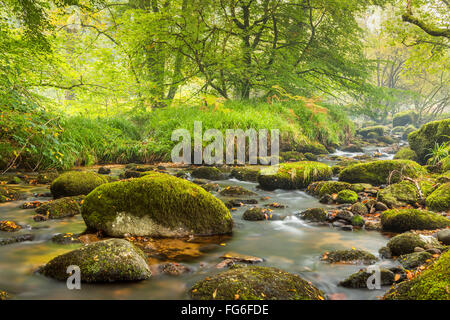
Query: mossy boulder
xmin=351 ymin=202 xmax=368 ymax=215
xmin=339 ymin=160 xmax=425 ymax=185
xmin=381 ymin=209 xmax=450 ymax=232
xmin=437 ymin=171 xmax=450 ymax=184
xmin=39 ymin=239 xmax=151 ymax=282
xmin=337 ymin=190 xmax=358 ymax=204
xmin=398 ymin=252 xmax=433 ymax=269
xmin=377 ymin=181 xmax=419 ymax=208
xmin=402 ymin=125 xmax=417 ymax=140
xmin=393 ymin=110 xmax=418 ymax=127
xmin=258 ymin=161 xmax=332 ymax=191
xmin=230 ymin=167 xmax=260 ymax=182
xmin=243 ymin=207 xmax=271 ymax=221
xmin=341 ymin=145 xmax=364 ymax=153
xmin=358 ymin=126 xmax=386 ymax=138
xmin=298 ymin=208 xmax=328 ymax=222
xmin=190 ymin=266 xmax=325 ymax=300
xmin=384 ymin=250 xmax=450 ymax=300
xmin=297 ymin=142 xmax=328 ymax=155
xmin=219 ymin=186 xmax=256 ymax=197
xmin=339 ymin=268 xmax=395 ymax=288
xmin=350 ymin=183 xmax=372 ymax=193
xmin=394 ymin=147 xmax=418 ymax=162
xmin=81 ymin=172 xmax=233 ymax=237
xmin=386 ymin=232 xmax=441 ymax=256
xmin=37 ymin=171 xmax=60 ymax=184
xmin=280 ymin=151 xmax=305 ymax=162
xmin=308 ymin=181 xmax=351 ymax=197
xmin=35 ymin=196 xmax=85 ymax=219
xmin=191 ymin=167 xmax=224 ymax=180
xmin=426 ymin=183 xmax=450 ymax=212
xmin=351 ymin=215 xmax=365 ymax=227
xmin=408 ymin=119 xmax=450 ymax=164
xmin=50 ymin=171 xmax=108 ymax=198
xmin=321 ymin=249 xmax=378 ymax=264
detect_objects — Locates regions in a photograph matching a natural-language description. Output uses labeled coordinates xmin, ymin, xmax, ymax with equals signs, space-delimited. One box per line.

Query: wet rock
xmin=386 ymin=232 xmax=442 ymax=256
xmin=351 ymin=203 xmax=368 ymax=215
xmin=375 ymin=202 xmax=389 ymax=212
xmin=258 ymin=162 xmax=332 ymax=191
xmin=201 ymin=183 xmax=220 ymax=192
xmin=339 ymin=160 xmax=425 ymax=185
xmin=50 ymin=171 xmax=108 ymax=198
xmin=319 ymin=194 xmax=333 ymax=204
xmin=365 ymin=220 xmax=381 ymax=231
xmin=39 ymin=239 xmax=151 ymax=282
xmin=398 ymin=252 xmax=433 ymax=269
xmin=35 ymin=196 xmax=84 ymax=220
xmin=334 ymin=210 xmax=354 ymax=223
xmin=437 ymin=229 xmax=450 ymax=245
xmin=0 ymin=234 xmax=34 ymax=246
xmin=219 ymin=186 xmax=256 ymax=197
xmin=336 ymin=190 xmax=358 ymax=204
xmin=190 ymin=266 xmax=325 ymax=300
xmin=265 ymin=202 xmax=287 ymax=209
xmin=379 ymin=246 xmax=392 ymax=259
xmin=321 ymin=249 xmax=378 ymax=265
xmin=82 ymin=173 xmax=233 ymax=238
xmin=158 ymin=263 xmax=192 ymax=276
xmin=124 ymin=169 xmax=144 ymax=179
xmin=37 ymin=171 xmax=60 ymax=184
xmin=98 ymin=167 xmax=111 ymax=175
xmin=351 ymin=215 xmax=365 ymax=227
xmin=21 ymin=201 xmax=43 ymax=209
xmin=298 ymin=208 xmax=328 ymax=223
xmin=191 ymin=167 xmax=224 ymax=180
xmin=33 ymin=214 xmax=48 ymax=222
xmin=307 ymin=181 xmax=351 ymax=197
xmin=51 ymin=233 xmax=82 ymax=245
xmin=339 ymin=268 xmax=395 ymax=288
xmin=230 ymin=168 xmax=260 ymax=182
xmin=426 ymin=248 xmax=441 ymax=255
xmin=220 ymin=252 xmax=264 ymax=264
xmin=341 ymin=145 xmax=364 ymax=153
xmin=0 ymin=220 xmax=21 ymax=232
xmin=381 ymin=209 xmax=450 ymax=232
xmin=243 ymin=207 xmax=281 ymax=221
xmin=225 ymin=199 xmax=258 ymax=209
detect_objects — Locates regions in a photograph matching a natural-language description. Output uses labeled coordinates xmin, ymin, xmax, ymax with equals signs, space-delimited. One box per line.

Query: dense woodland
xmin=0 ymin=0 xmax=449 ymax=302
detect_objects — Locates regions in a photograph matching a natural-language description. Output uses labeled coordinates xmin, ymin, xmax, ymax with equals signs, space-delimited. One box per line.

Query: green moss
xmin=377 ymin=181 xmax=419 ymax=208
xmin=339 ymin=160 xmax=426 ymax=185
xmin=35 ymin=196 xmax=84 ymax=219
xmin=191 ymin=167 xmax=224 ymax=180
xmin=299 ymin=208 xmax=328 ymax=222
xmin=258 ymin=161 xmax=332 ymax=191
xmin=297 ymin=142 xmax=328 ymax=155
xmin=50 ymin=171 xmax=108 ymax=198
xmin=398 ymin=251 xmax=433 ymax=269
xmin=381 ymin=209 xmax=450 ymax=232
xmin=243 ymin=207 xmax=270 ymax=221
xmin=358 ymin=126 xmax=386 ymax=138
xmin=321 ymin=249 xmax=378 ymax=264
xmin=437 ymin=171 xmax=450 ymax=184
xmin=190 ymin=266 xmax=325 ymax=300
xmin=337 ymin=190 xmax=358 ymax=204
xmin=393 ymin=110 xmax=418 ymax=127
xmin=339 ymin=268 xmax=394 ymax=288
xmin=408 ymin=119 xmax=450 ymax=164
xmin=81 ymin=172 xmax=233 ymax=237
xmin=394 ymin=147 xmax=418 ymax=162
xmin=426 ymin=183 xmax=450 ymax=212
xmin=350 ymin=183 xmax=372 ymax=193
xmin=351 ymin=215 xmax=365 ymax=227
xmin=0 ymin=186 xmax=21 ymax=202
xmin=384 ymin=250 xmax=450 ymax=300
xmin=441 ymin=156 xmax=450 ymax=172
xmin=39 ymin=239 xmax=151 ymax=282
xmin=318 ymin=181 xmax=351 ymax=197
xmin=280 ymin=151 xmax=305 ymax=162
xmin=230 ymin=167 xmax=260 ymax=182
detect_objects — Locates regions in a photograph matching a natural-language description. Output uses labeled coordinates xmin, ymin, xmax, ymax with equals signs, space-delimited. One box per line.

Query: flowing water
xmin=0 ymin=150 xmax=400 ymax=300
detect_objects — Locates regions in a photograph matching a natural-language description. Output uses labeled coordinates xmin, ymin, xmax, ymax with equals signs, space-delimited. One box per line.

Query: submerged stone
xmin=190 ymin=266 xmax=325 ymax=300
xmin=39 ymin=239 xmax=151 ymax=283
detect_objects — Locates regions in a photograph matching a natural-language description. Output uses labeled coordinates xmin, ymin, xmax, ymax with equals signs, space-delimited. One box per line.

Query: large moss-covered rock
xmin=35 ymin=196 xmax=85 ymax=219
xmin=39 ymin=239 xmax=151 ymax=282
xmin=386 ymin=232 xmax=441 ymax=256
xmin=191 ymin=167 xmax=224 ymax=180
xmin=297 ymin=142 xmax=328 ymax=155
xmin=426 ymin=183 xmax=450 ymax=212
xmin=393 ymin=110 xmax=418 ymax=127
xmin=408 ymin=119 xmax=450 ymax=164
xmin=258 ymin=161 xmax=332 ymax=191
xmin=384 ymin=250 xmax=450 ymax=300
xmin=298 ymin=208 xmax=328 ymax=222
xmin=339 ymin=160 xmax=425 ymax=185
xmin=398 ymin=252 xmax=433 ymax=269
xmin=190 ymin=266 xmax=325 ymax=300
xmin=394 ymin=147 xmax=418 ymax=162
xmin=381 ymin=209 xmax=449 ymax=232
xmin=307 ymin=181 xmax=351 ymax=197
xmin=377 ymin=181 xmax=419 ymax=208
xmin=81 ymin=172 xmax=233 ymax=237
xmin=358 ymin=126 xmax=386 ymax=138
xmin=50 ymin=171 xmax=108 ymax=198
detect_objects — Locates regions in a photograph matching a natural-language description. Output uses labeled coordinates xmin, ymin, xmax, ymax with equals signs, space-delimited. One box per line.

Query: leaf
xmin=212 ymin=288 xmax=217 ymax=299
xmin=394 ymin=274 xmax=401 ymax=281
